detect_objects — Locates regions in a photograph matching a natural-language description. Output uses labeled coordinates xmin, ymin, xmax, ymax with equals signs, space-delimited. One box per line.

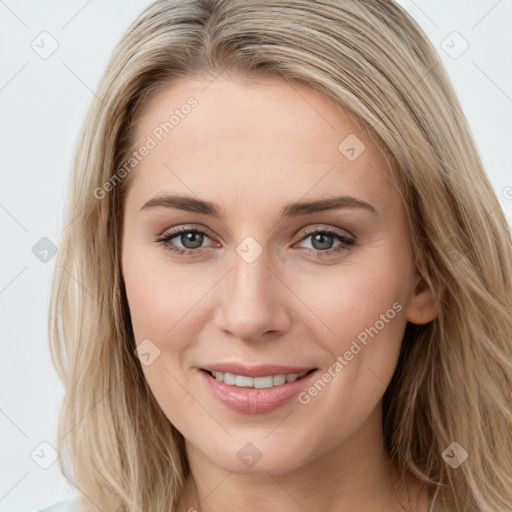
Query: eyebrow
xmin=140 ymin=193 xmax=378 ymax=217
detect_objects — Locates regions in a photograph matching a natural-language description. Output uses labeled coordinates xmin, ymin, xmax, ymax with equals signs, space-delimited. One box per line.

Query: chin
xmin=201 ymin=439 xmax=311 ymax=476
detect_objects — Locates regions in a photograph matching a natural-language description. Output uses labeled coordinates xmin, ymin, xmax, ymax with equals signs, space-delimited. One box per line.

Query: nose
xmin=213 ymin=250 xmax=291 ymax=342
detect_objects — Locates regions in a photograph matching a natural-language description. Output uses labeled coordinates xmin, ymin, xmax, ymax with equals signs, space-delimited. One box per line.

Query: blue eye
xmin=155 ymin=226 xmax=355 ymax=259
xmin=297 ymin=228 xmax=355 ymax=258
xmin=156 ymin=227 xmax=217 ymax=257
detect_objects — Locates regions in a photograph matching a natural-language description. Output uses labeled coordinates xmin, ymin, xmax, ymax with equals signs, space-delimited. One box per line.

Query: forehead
xmin=126 ymin=74 xmax=397 ymax=214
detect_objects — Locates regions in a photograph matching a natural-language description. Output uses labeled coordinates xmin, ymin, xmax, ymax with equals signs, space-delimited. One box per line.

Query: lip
xmin=199 ymin=367 xmax=319 ymax=414
xmin=200 ymin=363 xmax=316 ymax=378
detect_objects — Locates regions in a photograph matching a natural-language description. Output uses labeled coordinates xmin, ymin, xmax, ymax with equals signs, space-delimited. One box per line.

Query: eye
xmin=294 ymin=227 xmax=355 ymax=259
xmin=155 ymin=226 xmax=356 ymax=259
xmin=155 ymin=226 xmax=218 ymax=257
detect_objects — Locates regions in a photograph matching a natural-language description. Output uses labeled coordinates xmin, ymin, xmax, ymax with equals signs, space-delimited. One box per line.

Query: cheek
xmin=123 ymin=245 xmax=206 ymax=344
xmin=285 ymin=256 xmax=410 ymax=453
xmin=123 ymin=249 xmax=204 ymax=429
xmin=122 ymin=247 xmax=214 ymax=411
xmin=291 ymin=250 xmax=411 ymax=403
xmin=292 ymin=253 xmax=410 ymax=347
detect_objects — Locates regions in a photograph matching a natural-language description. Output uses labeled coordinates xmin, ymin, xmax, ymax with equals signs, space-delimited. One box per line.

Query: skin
xmin=121 ymin=71 xmax=438 ymax=512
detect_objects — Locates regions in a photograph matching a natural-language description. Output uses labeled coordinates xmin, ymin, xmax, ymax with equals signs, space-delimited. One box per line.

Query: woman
xmin=43 ymin=0 xmax=512 ymax=511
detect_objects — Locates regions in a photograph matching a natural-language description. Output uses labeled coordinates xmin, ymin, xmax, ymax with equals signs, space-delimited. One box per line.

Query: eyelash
xmin=155 ymin=225 xmax=356 ymax=259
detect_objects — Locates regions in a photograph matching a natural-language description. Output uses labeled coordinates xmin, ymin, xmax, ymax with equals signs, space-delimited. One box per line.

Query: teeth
xmin=210 ymin=370 xmax=309 ymax=388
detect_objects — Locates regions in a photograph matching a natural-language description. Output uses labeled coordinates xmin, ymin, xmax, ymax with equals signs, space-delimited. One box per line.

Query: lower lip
xmin=200 ymin=369 xmax=318 ymax=414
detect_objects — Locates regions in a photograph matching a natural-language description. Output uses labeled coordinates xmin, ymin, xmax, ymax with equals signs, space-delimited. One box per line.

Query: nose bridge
xmin=214 ymin=241 xmax=288 ymax=341
xmin=232 ymin=247 xmax=271 ymax=299
xmin=230 ymin=232 xmax=273 ymax=299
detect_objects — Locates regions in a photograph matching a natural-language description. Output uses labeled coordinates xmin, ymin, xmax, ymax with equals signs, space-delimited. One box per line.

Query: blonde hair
xmin=49 ymin=1 xmax=512 ymax=511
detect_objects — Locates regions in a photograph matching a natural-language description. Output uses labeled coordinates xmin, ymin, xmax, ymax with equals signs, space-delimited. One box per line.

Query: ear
xmin=406 ymin=270 xmax=438 ymax=325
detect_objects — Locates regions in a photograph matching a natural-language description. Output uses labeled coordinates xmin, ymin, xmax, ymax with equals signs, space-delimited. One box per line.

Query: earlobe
xmin=406 ymin=271 xmax=438 ymax=325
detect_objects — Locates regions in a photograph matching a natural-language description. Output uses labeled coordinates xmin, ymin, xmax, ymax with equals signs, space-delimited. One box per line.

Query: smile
xmin=200 ymin=368 xmax=319 ymax=414
xmin=205 ymin=369 xmax=313 ymax=388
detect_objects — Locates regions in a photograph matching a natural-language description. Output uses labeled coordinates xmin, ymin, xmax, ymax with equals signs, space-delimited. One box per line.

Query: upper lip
xmin=200 ymin=363 xmax=317 ymax=378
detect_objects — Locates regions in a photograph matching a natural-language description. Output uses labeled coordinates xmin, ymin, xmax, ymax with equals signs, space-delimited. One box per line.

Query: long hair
xmin=48 ymin=1 xmax=512 ymax=510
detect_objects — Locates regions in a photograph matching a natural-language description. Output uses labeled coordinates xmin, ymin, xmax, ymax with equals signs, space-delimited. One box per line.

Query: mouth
xmin=199 ymin=366 xmax=320 ymax=414
xmin=200 ymin=368 xmax=317 ymax=389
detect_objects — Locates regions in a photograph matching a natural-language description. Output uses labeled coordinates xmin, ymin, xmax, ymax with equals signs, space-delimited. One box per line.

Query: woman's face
xmin=121 ymin=73 xmax=435 ymax=475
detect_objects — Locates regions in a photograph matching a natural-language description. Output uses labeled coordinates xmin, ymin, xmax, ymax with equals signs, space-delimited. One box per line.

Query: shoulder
xmin=35 ymin=496 xmax=79 ymax=512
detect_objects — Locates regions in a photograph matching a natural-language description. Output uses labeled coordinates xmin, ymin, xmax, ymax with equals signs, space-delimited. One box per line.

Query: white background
xmin=0 ymin=1 xmax=511 ymax=511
